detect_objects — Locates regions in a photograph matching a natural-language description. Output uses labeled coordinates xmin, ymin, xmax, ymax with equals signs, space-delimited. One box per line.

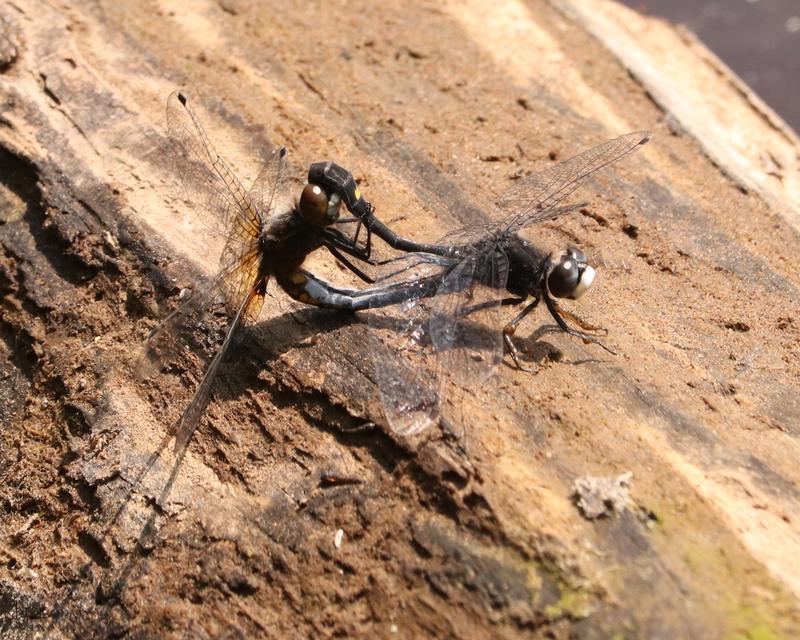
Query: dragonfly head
xmin=545 ymin=247 xmax=596 ymax=300
xmin=299 ymin=183 xmax=342 ymax=226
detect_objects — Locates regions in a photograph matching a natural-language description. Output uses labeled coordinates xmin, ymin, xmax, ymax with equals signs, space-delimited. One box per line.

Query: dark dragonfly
xmin=304 ymin=132 xmax=651 ymax=436
xmin=76 ymin=92 xmax=421 ymax=615
xmin=140 ymin=91 xmax=426 ymax=450
xmin=309 ymin=131 xmax=650 ymax=364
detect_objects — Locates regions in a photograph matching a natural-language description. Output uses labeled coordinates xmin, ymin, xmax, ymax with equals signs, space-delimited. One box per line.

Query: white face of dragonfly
xmin=546 ymin=247 xmax=596 ymax=300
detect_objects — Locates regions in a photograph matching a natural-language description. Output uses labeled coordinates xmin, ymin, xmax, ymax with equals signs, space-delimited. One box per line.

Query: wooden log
xmin=0 ymin=0 xmax=798 ymax=637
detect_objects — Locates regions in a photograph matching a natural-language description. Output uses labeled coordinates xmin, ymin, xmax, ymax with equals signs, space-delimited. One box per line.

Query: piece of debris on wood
xmin=572 ymin=472 xmax=633 ymax=520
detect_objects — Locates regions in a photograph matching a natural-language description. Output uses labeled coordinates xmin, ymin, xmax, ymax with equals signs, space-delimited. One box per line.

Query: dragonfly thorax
xmin=545 ymin=247 xmax=595 ymax=300
xmin=259 ymin=206 xmax=328 ymax=277
xmin=502 ymin=238 xmax=547 ymax=299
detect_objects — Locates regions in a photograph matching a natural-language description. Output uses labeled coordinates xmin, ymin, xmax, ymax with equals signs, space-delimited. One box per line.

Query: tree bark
xmin=1 ymin=0 xmax=798 ymax=637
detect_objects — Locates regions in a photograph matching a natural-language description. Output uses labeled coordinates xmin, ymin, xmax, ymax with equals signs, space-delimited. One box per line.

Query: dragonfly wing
xmin=166 ymin=90 xmax=271 ymax=320
xmin=498 ymin=130 xmax=650 ymax=233
xmin=434 ymin=220 xmax=502 ymax=251
xmin=217 ymin=147 xmax=287 ymax=323
xmin=134 ymin=277 xmax=224 ymax=382
xmin=412 ymin=249 xmax=510 ymax=445
xmin=137 ymin=91 xmax=272 ymax=452
xmin=248 ymin=147 xmax=287 ymax=222
xmin=367 ymin=259 xmax=448 ymax=438
xmin=371 ymin=252 xmax=458 ymax=285
xmin=172 ymin=282 xmax=263 ymax=452
xmin=136 ymin=269 xmax=266 ymax=450
xmin=429 ymin=247 xmax=510 ymax=388
xmin=135 ymin=251 xmax=268 ymax=384
xmin=218 ymin=241 xmax=266 ymax=325
xmin=428 ymin=132 xmax=649 ymax=249
xmin=165 ymin=90 xmax=263 ymax=241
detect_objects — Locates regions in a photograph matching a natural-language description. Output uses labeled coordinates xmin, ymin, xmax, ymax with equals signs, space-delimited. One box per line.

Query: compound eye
xmin=299 ymin=184 xmax=329 ymax=224
xmin=568 ymin=247 xmax=588 ymax=263
xmin=547 ymin=257 xmax=580 ymax=298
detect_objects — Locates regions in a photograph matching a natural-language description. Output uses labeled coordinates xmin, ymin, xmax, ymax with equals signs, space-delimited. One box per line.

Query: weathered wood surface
xmin=0 ymin=0 xmax=798 ymax=637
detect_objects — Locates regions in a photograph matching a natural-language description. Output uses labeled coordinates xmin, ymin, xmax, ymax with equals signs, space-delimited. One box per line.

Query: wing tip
xmin=630 ymin=130 xmax=652 ymax=146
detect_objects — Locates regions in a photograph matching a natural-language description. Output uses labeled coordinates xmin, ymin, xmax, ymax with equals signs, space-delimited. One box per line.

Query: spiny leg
xmin=325 ymin=244 xmax=375 ymax=284
xmin=460 ymin=296 xmax=525 ymax=318
xmin=323 ymin=227 xmax=377 ymax=264
xmin=334 ymin=217 xmax=372 ymax=258
xmin=503 ymin=298 xmax=540 ymax=371
xmin=354 ymin=218 xmax=371 ymax=257
xmin=543 ymin=294 xmax=617 ymax=355
xmin=550 ymin=301 xmax=608 ymax=335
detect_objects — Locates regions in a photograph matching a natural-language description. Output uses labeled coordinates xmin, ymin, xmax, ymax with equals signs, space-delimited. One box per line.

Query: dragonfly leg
xmin=552 ymin=303 xmax=608 ymax=335
xmin=543 ymin=294 xmax=617 ymax=355
xmin=325 ymin=245 xmax=375 ymax=284
xmin=323 ymin=228 xmax=377 ymax=264
xmin=339 ymin=420 xmax=377 ymax=433
xmin=355 ymin=218 xmax=372 ymax=258
xmin=503 ymin=298 xmax=539 ymax=371
xmin=334 ymin=218 xmax=373 ymax=258
xmin=460 ymin=296 xmax=525 ymax=318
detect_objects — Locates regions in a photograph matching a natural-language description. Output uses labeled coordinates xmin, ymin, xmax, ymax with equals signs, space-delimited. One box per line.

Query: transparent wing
xmin=429 ymin=248 xmax=509 ymax=388
xmin=248 ymin=147 xmax=287 ymax=223
xmin=134 ymin=278 xmax=226 ymax=382
xmin=172 ymin=283 xmax=263 ymax=452
xmin=498 ymin=131 xmax=650 ymax=233
xmin=135 ymin=270 xmax=266 ymax=450
xmin=366 ymin=247 xmax=510 ymax=439
xmin=372 ymin=252 xmax=458 ymax=285
xmin=134 ymin=254 xmax=266 ymax=383
xmin=367 ymin=260 xmax=447 ymax=438
xmin=165 ymin=90 xmax=263 ymax=240
xmin=435 ymin=203 xmax=584 ymax=250
xmin=434 ymin=131 xmax=650 ymax=248
xmin=217 ymin=148 xmax=286 ymax=321
xmin=138 ymin=90 xmax=273 ymax=453
xmin=423 ymin=250 xmax=511 ymax=446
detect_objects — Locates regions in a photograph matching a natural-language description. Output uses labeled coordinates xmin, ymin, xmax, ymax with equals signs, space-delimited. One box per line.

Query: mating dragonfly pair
xmin=142 ymin=91 xmax=649 ymax=446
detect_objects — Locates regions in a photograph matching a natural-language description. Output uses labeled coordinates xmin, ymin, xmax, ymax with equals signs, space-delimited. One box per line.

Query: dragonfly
xmin=303 ymin=131 xmax=651 ymax=436
xmin=311 ymin=131 xmax=650 ymax=360
xmin=79 ymin=93 xmax=439 ymax=618
xmin=140 ymin=91 xmax=427 ymax=451
xmin=144 ymin=91 xmax=649 ymax=443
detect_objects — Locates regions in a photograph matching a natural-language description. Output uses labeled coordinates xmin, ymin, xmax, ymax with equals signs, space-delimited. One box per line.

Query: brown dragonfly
xmin=139 ymin=91 xmax=405 ymax=450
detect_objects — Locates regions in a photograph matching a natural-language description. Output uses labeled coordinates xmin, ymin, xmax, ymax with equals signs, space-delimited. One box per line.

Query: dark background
xmin=620 ymin=0 xmax=800 ymax=133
